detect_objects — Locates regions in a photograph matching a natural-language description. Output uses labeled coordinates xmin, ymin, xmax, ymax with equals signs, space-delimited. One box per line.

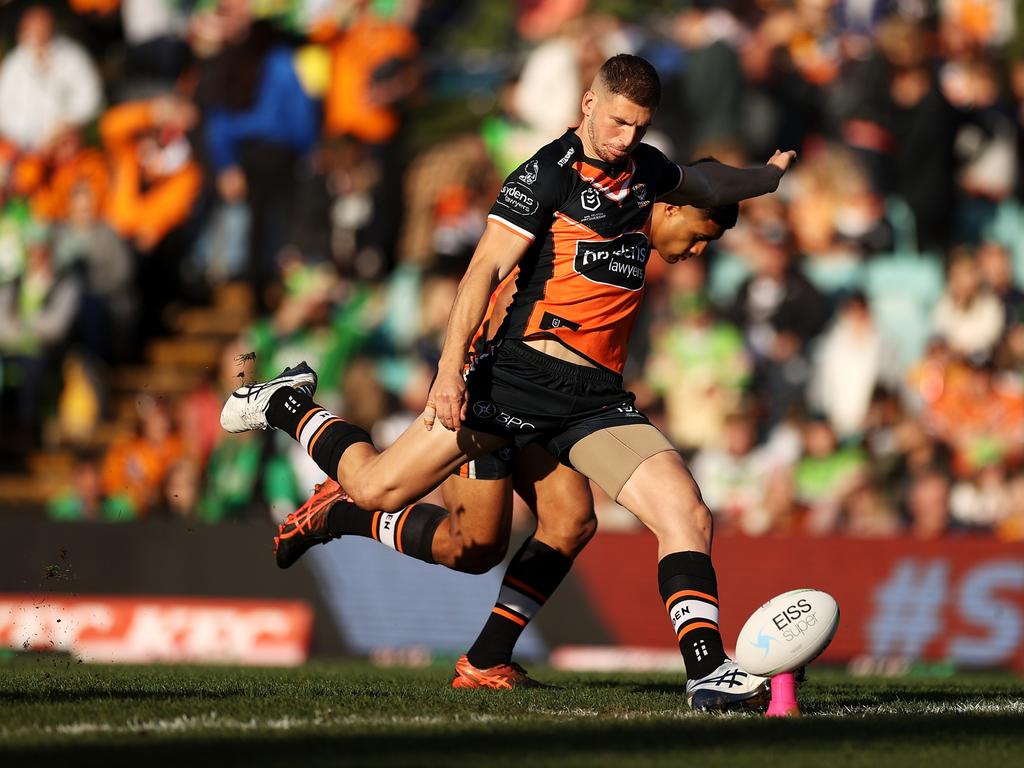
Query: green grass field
xmin=1 ymin=659 xmax=1022 ymax=767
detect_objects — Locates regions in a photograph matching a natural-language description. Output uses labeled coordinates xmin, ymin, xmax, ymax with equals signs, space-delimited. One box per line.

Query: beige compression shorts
xmin=568 ymin=423 xmax=676 ymax=500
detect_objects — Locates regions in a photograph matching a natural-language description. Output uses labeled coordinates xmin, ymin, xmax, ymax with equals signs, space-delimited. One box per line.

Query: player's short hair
xmin=693 ymin=156 xmax=739 ymax=231
xmin=597 ymin=54 xmax=661 ymax=110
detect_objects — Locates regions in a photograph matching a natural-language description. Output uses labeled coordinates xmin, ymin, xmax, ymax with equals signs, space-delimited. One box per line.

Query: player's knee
xmin=537 ymin=512 xmax=597 ymax=558
xmin=346 ymin=477 xmax=403 ymax=513
xmin=690 ymin=502 xmax=713 ymax=539
xmin=662 ymin=499 xmax=713 ymax=541
xmin=633 ymin=488 xmax=708 ymax=540
xmin=578 ymin=513 xmax=599 ymax=546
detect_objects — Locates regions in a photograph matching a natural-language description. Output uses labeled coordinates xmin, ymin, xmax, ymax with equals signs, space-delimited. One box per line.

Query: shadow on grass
xmin=3 ymin=711 xmax=1022 ymax=766
xmin=562 ymin=679 xmax=1010 ymax=706
xmin=0 ymin=686 xmax=256 ymax=705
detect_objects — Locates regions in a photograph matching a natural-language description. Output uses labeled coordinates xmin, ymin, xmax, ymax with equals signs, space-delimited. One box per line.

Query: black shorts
xmin=452 ymin=445 xmax=515 ymax=481
xmin=461 ymin=340 xmax=651 ymax=465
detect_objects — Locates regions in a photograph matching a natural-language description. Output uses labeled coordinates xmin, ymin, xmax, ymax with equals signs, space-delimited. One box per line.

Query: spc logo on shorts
xmin=472 ymin=401 xmax=497 ymax=419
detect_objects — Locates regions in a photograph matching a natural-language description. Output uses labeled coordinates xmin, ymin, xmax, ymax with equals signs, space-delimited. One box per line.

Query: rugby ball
xmin=734 ymin=589 xmax=839 ymax=676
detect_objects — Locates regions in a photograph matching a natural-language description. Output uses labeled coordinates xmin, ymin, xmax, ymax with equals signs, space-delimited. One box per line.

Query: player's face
xmin=652 ymin=205 xmax=724 ymax=263
xmin=581 ymin=90 xmax=652 ymax=164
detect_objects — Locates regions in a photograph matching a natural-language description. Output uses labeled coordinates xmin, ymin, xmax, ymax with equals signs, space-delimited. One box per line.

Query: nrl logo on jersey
xmin=518 ymin=160 xmax=539 ymax=185
xmin=633 ymin=183 xmax=650 ymax=207
xmin=581 ymin=187 xmax=602 ymax=212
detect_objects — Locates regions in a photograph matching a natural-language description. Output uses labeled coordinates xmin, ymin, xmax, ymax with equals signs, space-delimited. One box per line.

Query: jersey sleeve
xmin=487 ymin=151 xmax=565 ymax=243
xmin=646 ymin=145 xmax=684 ymax=199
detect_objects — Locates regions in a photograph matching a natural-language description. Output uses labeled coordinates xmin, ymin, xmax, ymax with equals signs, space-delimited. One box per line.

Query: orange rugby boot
xmin=274 ymin=478 xmax=349 ymax=568
xmin=451 ymin=655 xmax=553 ymax=690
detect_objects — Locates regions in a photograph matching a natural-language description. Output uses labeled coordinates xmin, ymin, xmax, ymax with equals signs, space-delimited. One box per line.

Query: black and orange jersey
xmin=465 ymin=270 xmax=518 ymax=371
xmin=486 ymin=129 xmax=683 ymax=374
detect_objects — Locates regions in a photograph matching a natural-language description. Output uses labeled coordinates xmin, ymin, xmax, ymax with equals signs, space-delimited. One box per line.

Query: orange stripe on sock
xmin=677 ymin=621 xmax=718 ymax=641
xmin=370 ymin=511 xmax=381 ymax=541
xmin=307 ymin=417 xmax=342 ymax=458
xmin=394 ymin=505 xmax=412 ymax=554
xmin=294 ymin=407 xmax=325 ymax=441
xmin=503 ymin=575 xmax=547 ymax=603
xmin=492 ymin=606 xmax=527 ymax=627
xmin=664 ymin=590 xmax=718 ymax=611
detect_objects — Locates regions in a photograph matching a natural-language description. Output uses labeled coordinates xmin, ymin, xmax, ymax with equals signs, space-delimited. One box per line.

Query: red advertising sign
xmin=573 ymin=534 xmax=1024 ymax=668
xmin=0 ymin=595 xmax=313 ymax=665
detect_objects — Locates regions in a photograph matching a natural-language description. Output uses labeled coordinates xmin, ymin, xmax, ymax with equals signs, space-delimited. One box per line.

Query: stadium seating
xmin=863 ymin=252 xmax=944 ymax=370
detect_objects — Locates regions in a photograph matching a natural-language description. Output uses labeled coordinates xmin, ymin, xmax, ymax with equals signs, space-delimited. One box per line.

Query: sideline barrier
xmin=2 ymin=521 xmax=1022 ymax=668
xmin=0 ymin=518 xmax=346 ymax=661
xmin=0 ymin=595 xmax=312 ymax=664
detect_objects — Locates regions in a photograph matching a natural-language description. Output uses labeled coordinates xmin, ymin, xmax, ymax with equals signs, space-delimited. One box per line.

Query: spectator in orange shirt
xmin=101 ymin=95 xmax=201 ymax=250
xmin=321 ymin=2 xmax=419 ymax=146
xmin=320 ymin=0 xmax=420 ymax=271
xmin=101 ymin=395 xmax=185 ymax=517
xmin=100 ymin=94 xmax=202 ymax=342
xmin=927 ymin=357 xmax=1024 ymax=477
xmin=12 ymin=126 xmax=108 ymax=224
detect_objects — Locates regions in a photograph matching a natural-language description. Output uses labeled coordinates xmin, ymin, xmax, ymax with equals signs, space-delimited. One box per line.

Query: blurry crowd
xmin=3 ymin=0 xmax=1024 ymax=541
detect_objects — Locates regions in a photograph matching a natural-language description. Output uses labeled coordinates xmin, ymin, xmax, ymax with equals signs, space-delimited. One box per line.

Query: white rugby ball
xmin=734 ymin=589 xmax=839 ymax=676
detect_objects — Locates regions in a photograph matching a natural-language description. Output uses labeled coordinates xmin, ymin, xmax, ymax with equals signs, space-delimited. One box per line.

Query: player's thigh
xmin=614 ymin=448 xmax=711 ymax=549
xmin=514 ymin=443 xmax=596 ymax=556
xmin=342 ymin=422 xmax=507 ymax=513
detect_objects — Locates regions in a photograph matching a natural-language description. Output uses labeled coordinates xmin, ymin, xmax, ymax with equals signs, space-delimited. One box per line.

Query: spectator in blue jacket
xmin=198 ymin=14 xmax=319 ymax=305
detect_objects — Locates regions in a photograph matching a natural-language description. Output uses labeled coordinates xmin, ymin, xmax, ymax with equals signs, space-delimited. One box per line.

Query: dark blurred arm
xmin=662 ymin=150 xmax=795 ymax=207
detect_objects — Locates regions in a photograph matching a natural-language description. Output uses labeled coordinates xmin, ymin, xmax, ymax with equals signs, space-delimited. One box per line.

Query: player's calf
xmin=444 ymin=538 xmax=508 ymax=575
xmin=656 ymin=550 xmax=769 ymax=711
xmin=275 ymin=482 xmax=450 ymax=569
xmin=464 ymin=537 xmax=573 ymax=670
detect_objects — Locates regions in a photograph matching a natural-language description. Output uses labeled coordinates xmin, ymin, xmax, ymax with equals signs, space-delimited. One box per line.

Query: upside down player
xmin=274 ymin=197 xmax=740 ymax=693
xmin=221 ymin=54 xmax=796 ymax=710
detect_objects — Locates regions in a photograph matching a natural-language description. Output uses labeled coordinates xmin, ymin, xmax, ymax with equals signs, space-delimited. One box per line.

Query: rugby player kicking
xmin=221 ymin=54 xmax=795 ymax=711
xmin=273 ymin=195 xmax=739 ymax=692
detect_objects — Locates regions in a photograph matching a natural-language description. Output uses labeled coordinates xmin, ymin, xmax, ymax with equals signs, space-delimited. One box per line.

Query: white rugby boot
xmin=220 ymin=362 xmax=318 ymax=433
xmin=686 ymin=660 xmax=770 ymax=712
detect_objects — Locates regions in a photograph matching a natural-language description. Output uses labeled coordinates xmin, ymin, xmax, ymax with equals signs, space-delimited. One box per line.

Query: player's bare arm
xmin=426 ymin=223 xmax=531 ymax=432
xmin=664 ymin=149 xmax=797 ymax=208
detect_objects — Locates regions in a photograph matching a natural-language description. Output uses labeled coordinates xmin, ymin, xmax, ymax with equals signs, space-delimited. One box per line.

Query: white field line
xmin=818 ymin=700 xmax=1024 ymax=718
xmin=2 ymin=700 xmax=1023 ymax=738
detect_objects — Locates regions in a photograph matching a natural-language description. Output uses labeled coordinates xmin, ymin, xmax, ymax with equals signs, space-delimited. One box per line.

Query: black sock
xmin=327 ymin=500 xmax=448 ymax=564
xmin=658 ymin=551 xmax=727 ymax=680
xmin=266 ymin=387 xmax=371 ymax=480
xmin=466 ymin=538 xmax=572 ymax=669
